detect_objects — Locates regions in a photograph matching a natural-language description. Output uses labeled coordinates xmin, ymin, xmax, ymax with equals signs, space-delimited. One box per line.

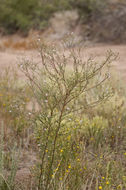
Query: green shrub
xmin=0 ymin=0 xmax=73 ymax=34
xmin=19 ymin=37 xmax=119 ymax=189
xmin=0 ymin=0 xmax=39 ymax=33
xmin=0 ymin=0 xmax=109 ymax=34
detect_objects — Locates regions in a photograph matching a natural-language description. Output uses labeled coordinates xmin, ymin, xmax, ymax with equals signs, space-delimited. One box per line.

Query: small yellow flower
xmin=99 ymin=186 xmax=102 ymax=189
xmin=68 ymin=165 xmax=71 ymax=169
xmin=66 ymin=169 xmax=69 ymax=173
xmin=45 ymin=149 xmax=48 ymax=152
xmin=52 ymin=174 xmax=54 ymax=178
xmin=90 ymin=137 xmax=94 ymax=141
xmin=117 ymin=185 xmax=121 ymax=189
xmin=102 ymin=177 xmax=105 ymax=179
xmin=77 ymin=158 xmax=80 ymax=162
xmin=106 ymin=181 xmax=109 ymax=185
xmin=124 ymin=152 xmax=126 ymax=156
xmin=59 ymin=177 xmax=62 ymax=180
xmin=60 ymin=149 xmax=63 ymax=153
xmin=67 ymin=135 xmax=71 ymax=140
xmin=75 ymin=119 xmax=79 ymax=123
xmin=54 ymin=168 xmax=58 ymax=172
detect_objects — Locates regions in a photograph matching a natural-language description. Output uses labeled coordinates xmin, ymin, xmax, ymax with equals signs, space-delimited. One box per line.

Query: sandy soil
xmin=0 ymin=43 xmax=126 ymax=81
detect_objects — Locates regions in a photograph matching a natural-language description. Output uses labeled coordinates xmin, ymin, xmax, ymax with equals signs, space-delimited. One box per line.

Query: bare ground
xmin=0 ymin=43 xmax=126 ymax=80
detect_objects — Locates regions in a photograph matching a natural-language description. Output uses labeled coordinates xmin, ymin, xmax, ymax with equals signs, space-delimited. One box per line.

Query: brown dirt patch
xmin=0 ymin=43 xmax=126 ymax=80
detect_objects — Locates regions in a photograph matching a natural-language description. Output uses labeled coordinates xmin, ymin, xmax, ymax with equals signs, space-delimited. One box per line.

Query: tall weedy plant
xmin=19 ymin=37 xmax=116 ymax=190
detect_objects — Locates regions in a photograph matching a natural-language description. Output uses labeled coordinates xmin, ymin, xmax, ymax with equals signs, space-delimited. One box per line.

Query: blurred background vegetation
xmin=0 ymin=0 xmax=109 ymax=34
xmin=0 ymin=0 xmax=126 ymax=43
